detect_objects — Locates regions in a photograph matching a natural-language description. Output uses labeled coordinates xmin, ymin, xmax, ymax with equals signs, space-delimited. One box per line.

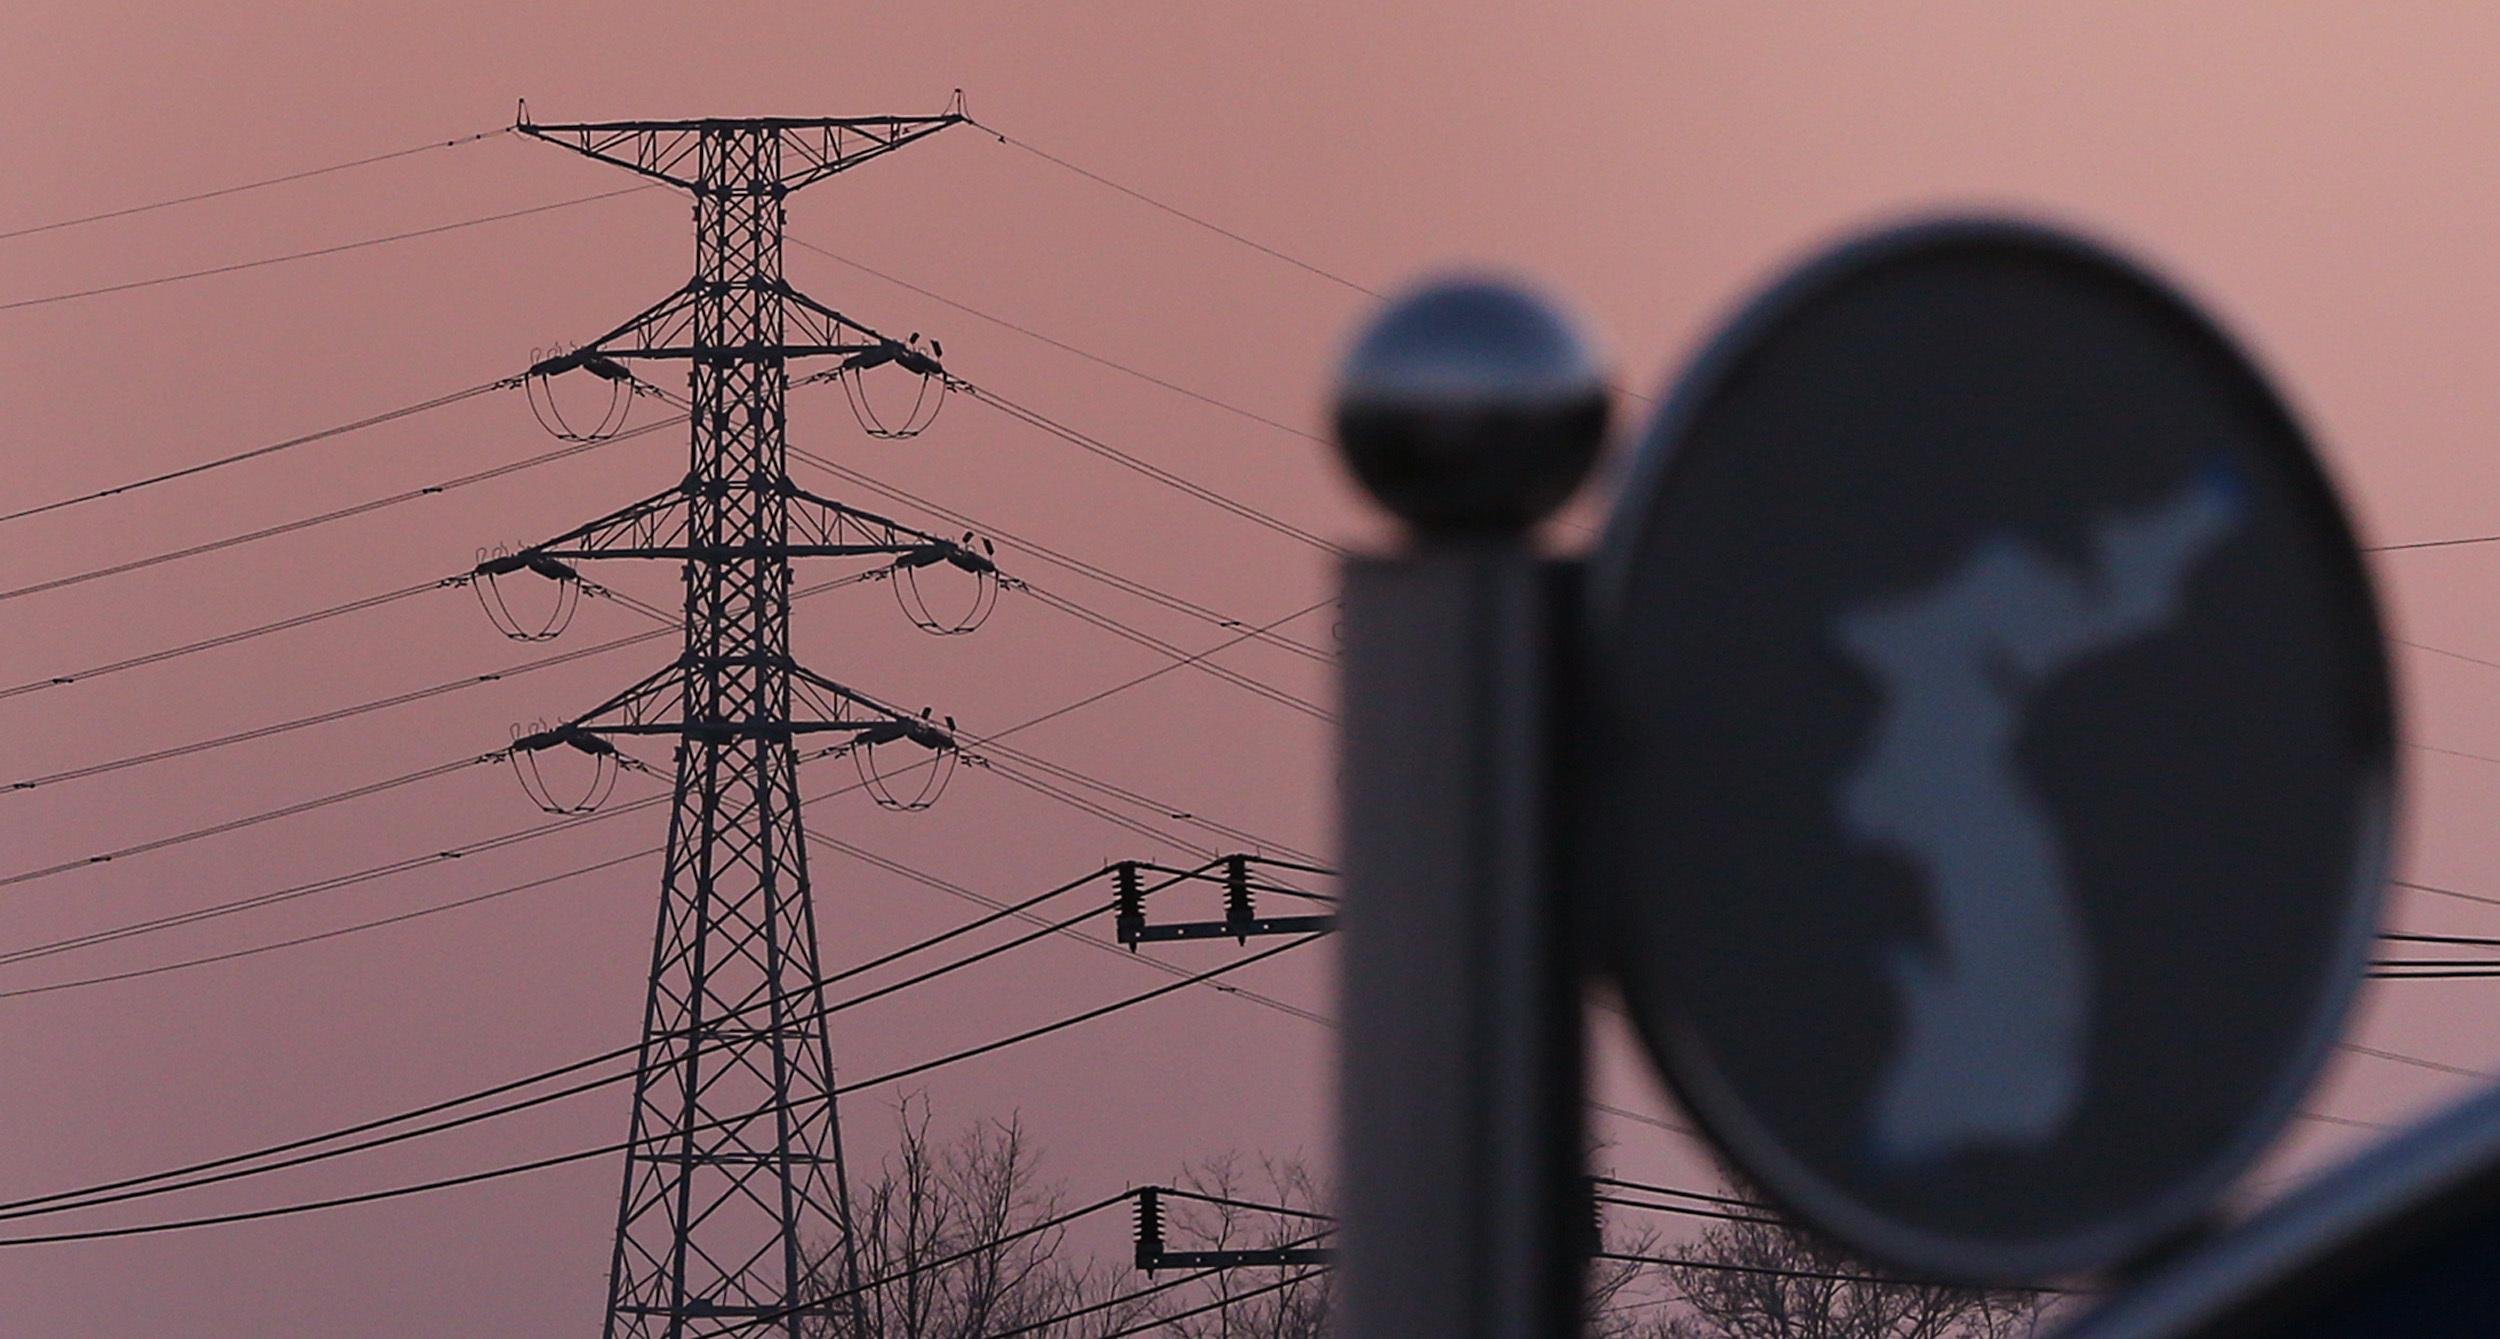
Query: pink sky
xmin=9 ymin=4 xmax=2500 ymax=1334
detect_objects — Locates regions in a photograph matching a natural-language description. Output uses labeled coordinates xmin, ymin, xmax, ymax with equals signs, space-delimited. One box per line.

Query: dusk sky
xmin=11 ymin=5 xmax=2500 ymax=1335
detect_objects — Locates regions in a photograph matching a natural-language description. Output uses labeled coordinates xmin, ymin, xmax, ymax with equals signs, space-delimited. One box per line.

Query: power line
xmin=977 ymin=760 xmax=1232 ymax=857
xmin=0 ymin=859 xmax=1136 ymax=1218
xmin=0 ymin=415 xmax=679 ymax=607
xmin=0 ymin=754 xmax=494 ymax=896
xmin=2366 ymin=533 xmax=2500 ymax=554
xmin=950 ymin=597 xmax=1333 ymax=754
xmin=955 ymin=118 xmax=1645 ymax=415
xmin=1151 ymin=1185 xmax=1333 ymax=1224
xmin=786 ymin=443 xmax=1334 ymax=664
xmin=1018 ymin=581 xmax=1332 ymax=722
xmin=2296 ymin=1109 xmax=2391 ymax=1131
xmin=1088 ymin=1268 xmax=1331 ymax=1339
xmin=4 ymin=603 xmax=1326 ymax=987
xmin=11 ymin=825 xmax=1179 ymax=1006
xmin=1144 ymin=1180 xmax=1777 ymax=1232
xmin=692 ymin=1193 xmax=1140 ymax=1339
xmin=4 ymin=611 xmax=671 ymax=795
xmin=1596 ymin=1193 xmax=1781 ymax=1227
xmin=980 ymin=1252 xmax=1303 ymax=1339
xmin=973 ymin=737 xmax=1325 ymax=868
xmin=1 ymin=851 xmax=1330 ymax=1239
xmin=1593 ymin=1249 xmax=2062 ymax=1293
xmin=959 ymin=379 xmax=1344 ymax=555
xmin=842 ymin=933 xmax=1317 ymax=1094
xmin=594 ymin=558 xmax=1334 ymax=863
xmin=2338 ymin=1041 xmax=2493 ymax=1080
xmin=2395 ymin=876 xmax=2500 ymax=912
xmin=0 ymin=184 xmax=654 ymax=312
xmin=787 ymin=235 xmax=1329 ymax=446
xmin=2394 ymin=636 xmax=2500 ymax=674
xmin=0 ymin=576 xmax=454 ymax=703
xmin=965 ymin=119 xmax=1380 ymax=302
xmin=804 ymin=832 xmax=1331 ymax=1026
xmin=2 ymin=889 xmax=1124 ymax=1224
xmin=1589 ymin=1176 xmax=1765 ymax=1212
xmin=2407 ymin=739 xmax=2500 ymax=771
xmin=703 ymin=1195 xmax=1329 ymax=1338
xmin=0 ymin=128 xmax=508 ymax=241
xmin=0 ymin=379 xmax=514 ymax=525
xmin=825 ymin=798 xmax=1681 ymax=1142
xmin=0 ymin=939 xmax=1316 ymax=1245
xmin=2 ymin=566 xmax=882 ymax=795
xmin=0 ymin=602 xmax=1351 ymax=1243
xmin=0 ymin=847 xmax=653 ymax=1001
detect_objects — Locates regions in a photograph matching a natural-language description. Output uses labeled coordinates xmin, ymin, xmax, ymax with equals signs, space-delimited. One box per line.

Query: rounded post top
xmin=1332 ymin=278 xmax=1610 ymax=537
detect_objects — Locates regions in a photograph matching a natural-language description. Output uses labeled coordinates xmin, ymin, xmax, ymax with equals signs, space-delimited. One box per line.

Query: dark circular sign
xmin=2061 ymin=1080 xmax=2500 ymax=1338
xmin=1584 ymin=218 xmax=2395 ymax=1282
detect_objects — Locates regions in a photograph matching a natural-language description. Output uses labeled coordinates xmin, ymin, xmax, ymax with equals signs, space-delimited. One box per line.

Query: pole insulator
xmin=1134 ymin=1186 xmax=1167 ymax=1273
xmin=1225 ymin=854 xmax=1255 ymax=943
xmin=1114 ymin=861 xmax=1146 ymax=950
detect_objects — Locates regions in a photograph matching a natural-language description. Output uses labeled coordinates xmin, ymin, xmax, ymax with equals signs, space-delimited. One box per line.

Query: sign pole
xmin=1332 ymin=280 xmax=1609 ymax=1338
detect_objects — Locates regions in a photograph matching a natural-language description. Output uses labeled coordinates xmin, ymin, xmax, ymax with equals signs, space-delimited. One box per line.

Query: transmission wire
xmin=0 ymin=128 xmax=507 ymax=241
xmin=0 ymin=185 xmax=654 ymax=312
xmin=0 ymin=415 xmax=682 ymax=606
xmin=0 ymin=379 xmax=514 ymax=525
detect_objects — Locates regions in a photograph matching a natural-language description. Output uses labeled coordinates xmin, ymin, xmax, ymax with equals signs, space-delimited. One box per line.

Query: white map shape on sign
xmin=1834 ymin=467 xmax=2245 ymax=1166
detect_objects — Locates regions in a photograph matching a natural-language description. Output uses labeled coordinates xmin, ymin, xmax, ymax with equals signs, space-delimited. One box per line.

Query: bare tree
xmin=1150 ymin=1153 xmax=1682 ymax=1339
xmin=799 ymin=1112 xmax=2041 ymax=1339
xmin=1156 ymin=1153 xmax=1334 ymax=1339
xmin=804 ymin=1096 xmax=1148 ymax=1339
xmin=1633 ymin=1214 xmax=2050 ymax=1339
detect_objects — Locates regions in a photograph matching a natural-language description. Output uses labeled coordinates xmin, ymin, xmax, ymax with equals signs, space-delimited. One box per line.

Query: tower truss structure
xmin=508 ymin=100 xmax=971 ymax=1338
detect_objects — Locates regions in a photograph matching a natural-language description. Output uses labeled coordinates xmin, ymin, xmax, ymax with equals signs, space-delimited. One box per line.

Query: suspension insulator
xmin=510 ymin=724 xmax=619 ymax=814
xmin=837 ymin=340 xmax=952 ymax=440
xmin=472 ymin=547 xmax=582 ymax=642
xmin=524 ymin=345 xmax=634 ymax=442
xmin=891 ymin=538 xmax=999 ymax=636
xmin=855 ymin=733 xmax=959 ymax=812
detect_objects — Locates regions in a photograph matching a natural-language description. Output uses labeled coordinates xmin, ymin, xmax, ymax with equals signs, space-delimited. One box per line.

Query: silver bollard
xmin=1332 ymin=280 xmax=1610 ymax=1338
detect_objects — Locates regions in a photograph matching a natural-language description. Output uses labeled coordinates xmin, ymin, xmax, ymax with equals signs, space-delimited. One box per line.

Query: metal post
xmin=1331 ymin=280 xmax=1610 ymax=1338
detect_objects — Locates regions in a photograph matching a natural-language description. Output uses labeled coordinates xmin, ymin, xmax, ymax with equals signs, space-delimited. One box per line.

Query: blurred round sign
xmin=1583 ymin=218 xmax=2394 ymax=1282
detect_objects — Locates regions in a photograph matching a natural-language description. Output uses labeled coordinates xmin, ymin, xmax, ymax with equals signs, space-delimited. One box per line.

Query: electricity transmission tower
xmin=496 ymin=100 xmax=985 ymax=1337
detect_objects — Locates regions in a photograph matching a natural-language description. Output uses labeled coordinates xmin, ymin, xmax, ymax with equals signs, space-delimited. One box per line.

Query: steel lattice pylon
xmin=504 ymin=101 xmax=971 ymax=1338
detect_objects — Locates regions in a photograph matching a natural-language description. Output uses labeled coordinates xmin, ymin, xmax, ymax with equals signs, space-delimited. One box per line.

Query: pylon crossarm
xmin=489 ymin=488 xmax=691 ymax=572
xmin=533 ymin=281 xmax=927 ymax=370
xmin=780 ymin=285 xmax=945 ymax=375
xmin=786 ymin=663 xmax=957 ymax=751
xmin=518 ymin=111 xmax=961 ymax=195
xmin=499 ymin=487 xmax=975 ymax=566
xmin=566 ymin=720 xmax=890 ymax=741
xmin=536 ymin=286 xmax=705 ymax=367
xmin=1145 ymin=1245 xmax=1338 ymax=1270
xmin=1129 ymin=858 xmax=1335 ymax=900
xmin=515 ymin=121 xmax=705 ymax=190
xmin=783 ymin=484 xmax=992 ymax=571
xmin=527 ymin=661 xmax=688 ymax=744
xmin=773 ymin=113 xmax=961 ymax=194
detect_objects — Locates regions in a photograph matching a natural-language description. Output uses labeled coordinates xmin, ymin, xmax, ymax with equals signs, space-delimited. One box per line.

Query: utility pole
xmin=499 ymin=100 xmax=977 ymax=1338
xmin=1331 ymin=280 xmax=1609 ymax=1338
